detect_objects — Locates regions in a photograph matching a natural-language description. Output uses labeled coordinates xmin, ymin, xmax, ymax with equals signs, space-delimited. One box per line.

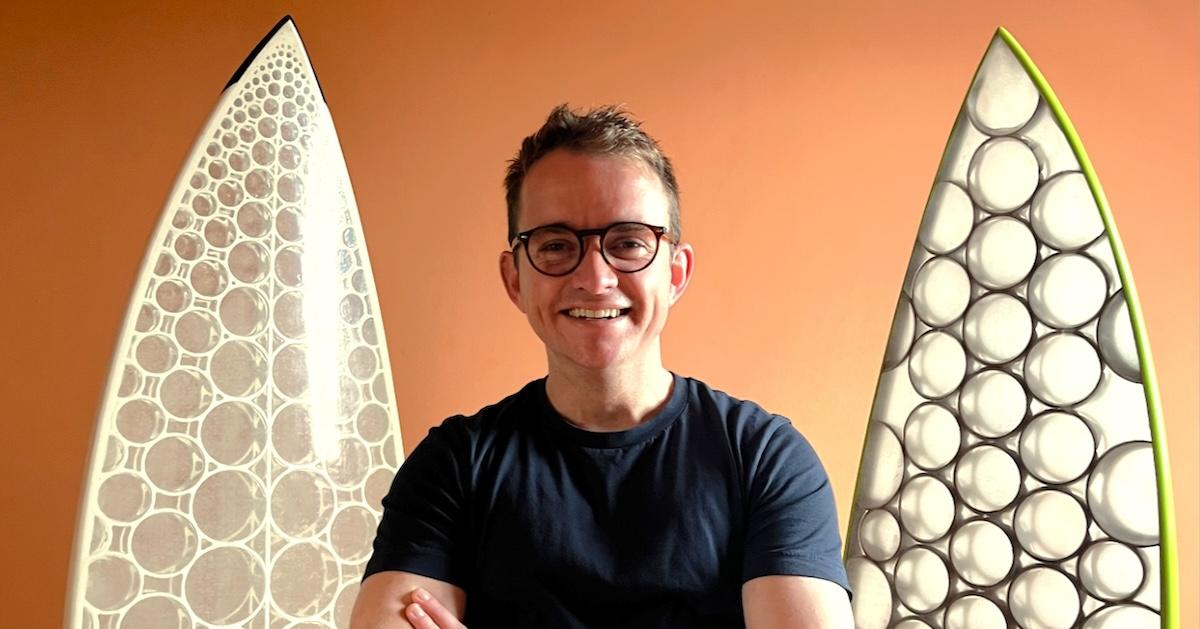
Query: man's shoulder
xmin=680 ymin=375 xmax=793 ymax=431
xmin=432 ymin=378 xmax=547 ymax=438
xmin=678 ymin=374 xmax=817 ymax=461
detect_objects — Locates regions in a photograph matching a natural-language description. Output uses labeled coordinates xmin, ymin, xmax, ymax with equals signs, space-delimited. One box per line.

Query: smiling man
xmin=350 ymin=105 xmax=852 ymax=628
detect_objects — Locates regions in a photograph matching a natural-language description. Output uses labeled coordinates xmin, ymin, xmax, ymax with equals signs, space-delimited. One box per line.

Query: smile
xmin=564 ymin=307 xmax=630 ymax=320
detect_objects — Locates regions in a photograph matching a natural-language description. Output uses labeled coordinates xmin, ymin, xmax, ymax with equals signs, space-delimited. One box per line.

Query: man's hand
xmin=404 ymin=588 xmax=467 ymax=629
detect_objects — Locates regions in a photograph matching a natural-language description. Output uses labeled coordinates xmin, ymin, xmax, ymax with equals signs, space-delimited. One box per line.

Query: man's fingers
xmin=404 ymin=602 xmax=441 ymax=629
xmin=410 ymin=588 xmax=465 ymax=628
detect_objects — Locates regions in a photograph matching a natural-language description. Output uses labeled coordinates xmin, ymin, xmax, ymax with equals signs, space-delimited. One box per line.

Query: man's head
xmin=504 ymin=104 xmax=682 ymax=245
xmin=499 ymin=106 xmax=694 ymax=374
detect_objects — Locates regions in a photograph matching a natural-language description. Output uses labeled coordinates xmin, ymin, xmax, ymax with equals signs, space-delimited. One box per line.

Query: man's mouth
xmin=564 ymin=307 xmax=630 ymax=320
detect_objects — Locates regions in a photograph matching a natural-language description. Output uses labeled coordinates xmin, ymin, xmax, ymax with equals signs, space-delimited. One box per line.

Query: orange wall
xmin=2 ymin=1 xmax=1196 ymax=625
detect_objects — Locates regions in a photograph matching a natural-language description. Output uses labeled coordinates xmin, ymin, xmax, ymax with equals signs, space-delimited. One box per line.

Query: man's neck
xmin=544 ymin=359 xmax=674 ymax=433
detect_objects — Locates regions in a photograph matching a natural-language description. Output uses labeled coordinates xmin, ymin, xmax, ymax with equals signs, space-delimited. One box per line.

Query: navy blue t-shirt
xmin=364 ymin=374 xmax=850 ymax=627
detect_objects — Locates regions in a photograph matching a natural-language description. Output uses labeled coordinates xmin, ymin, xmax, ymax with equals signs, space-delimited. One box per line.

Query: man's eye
xmin=538 ymin=240 xmax=574 ymax=253
xmin=607 ymin=239 xmax=652 ymax=260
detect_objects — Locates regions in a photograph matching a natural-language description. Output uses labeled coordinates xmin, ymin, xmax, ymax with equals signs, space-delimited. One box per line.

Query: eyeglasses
xmin=511 ymin=221 xmax=670 ymax=277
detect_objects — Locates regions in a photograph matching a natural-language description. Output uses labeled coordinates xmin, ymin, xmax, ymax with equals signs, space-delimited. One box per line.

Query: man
xmin=351 ymin=105 xmax=852 ymax=628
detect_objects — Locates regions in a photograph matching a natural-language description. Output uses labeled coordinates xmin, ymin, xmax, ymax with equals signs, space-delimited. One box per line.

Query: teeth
xmin=568 ymin=308 xmax=623 ymax=319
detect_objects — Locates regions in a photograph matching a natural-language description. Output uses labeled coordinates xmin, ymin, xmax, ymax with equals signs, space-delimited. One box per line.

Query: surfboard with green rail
xmin=843 ymin=28 xmax=1177 ymax=629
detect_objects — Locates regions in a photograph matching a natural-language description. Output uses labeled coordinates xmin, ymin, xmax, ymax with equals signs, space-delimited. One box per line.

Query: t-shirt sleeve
xmin=741 ymin=416 xmax=852 ymax=597
xmin=362 ymin=420 xmax=472 ymax=586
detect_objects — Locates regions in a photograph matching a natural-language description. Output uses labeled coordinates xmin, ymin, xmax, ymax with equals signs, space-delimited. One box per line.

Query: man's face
xmin=500 ymin=149 xmax=693 ymax=373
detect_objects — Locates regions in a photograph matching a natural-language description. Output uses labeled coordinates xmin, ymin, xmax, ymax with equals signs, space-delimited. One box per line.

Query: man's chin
xmin=549 ymin=345 xmax=632 ymax=373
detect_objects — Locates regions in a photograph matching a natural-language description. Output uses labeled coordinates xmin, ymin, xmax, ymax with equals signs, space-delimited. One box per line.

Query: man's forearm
xmin=350 ymin=572 xmax=466 ymax=629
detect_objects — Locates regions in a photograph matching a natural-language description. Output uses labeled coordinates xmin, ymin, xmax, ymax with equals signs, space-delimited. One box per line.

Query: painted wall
xmin=1 ymin=1 xmax=1195 ymax=626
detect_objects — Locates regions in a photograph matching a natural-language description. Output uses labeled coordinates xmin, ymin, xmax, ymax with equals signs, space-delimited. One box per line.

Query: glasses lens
xmin=526 ymin=227 xmax=580 ymax=275
xmin=603 ymin=223 xmax=659 ymax=271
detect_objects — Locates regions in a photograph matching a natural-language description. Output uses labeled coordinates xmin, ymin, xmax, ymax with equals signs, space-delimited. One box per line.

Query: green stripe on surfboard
xmin=843 ymin=27 xmax=1177 ymax=629
xmin=996 ymin=26 xmax=1178 ymax=628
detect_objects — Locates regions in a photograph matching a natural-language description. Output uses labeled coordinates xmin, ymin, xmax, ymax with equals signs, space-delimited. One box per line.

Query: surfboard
xmin=64 ymin=17 xmax=404 ymax=628
xmin=843 ymin=28 xmax=1178 ymax=629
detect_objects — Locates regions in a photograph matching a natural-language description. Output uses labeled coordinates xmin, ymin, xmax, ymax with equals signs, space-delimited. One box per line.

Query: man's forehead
xmin=518 ymin=151 xmax=668 ymax=229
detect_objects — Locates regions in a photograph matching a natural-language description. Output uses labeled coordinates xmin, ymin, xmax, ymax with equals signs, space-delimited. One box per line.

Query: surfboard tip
xmin=223 ymin=15 xmax=327 ymax=102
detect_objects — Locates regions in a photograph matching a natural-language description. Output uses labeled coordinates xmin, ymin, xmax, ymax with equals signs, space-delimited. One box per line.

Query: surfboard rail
xmin=844 ymin=27 xmax=1177 ymax=629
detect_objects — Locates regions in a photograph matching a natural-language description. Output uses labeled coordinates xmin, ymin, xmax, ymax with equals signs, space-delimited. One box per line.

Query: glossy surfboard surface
xmin=844 ymin=28 xmax=1177 ymax=629
xmin=65 ymin=17 xmax=404 ymax=628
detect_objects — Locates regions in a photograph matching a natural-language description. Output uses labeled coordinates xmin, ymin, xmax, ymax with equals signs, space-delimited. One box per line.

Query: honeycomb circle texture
xmin=67 ymin=19 xmax=403 ymax=628
xmin=845 ymin=31 xmax=1173 ymax=629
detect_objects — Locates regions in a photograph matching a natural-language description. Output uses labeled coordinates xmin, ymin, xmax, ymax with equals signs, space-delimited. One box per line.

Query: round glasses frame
xmin=510 ymin=221 xmax=671 ymax=277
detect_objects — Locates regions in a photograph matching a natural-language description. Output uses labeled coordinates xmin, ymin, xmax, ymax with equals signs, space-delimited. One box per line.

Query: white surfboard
xmin=844 ymin=28 xmax=1178 ymax=629
xmin=65 ymin=16 xmax=404 ymax=628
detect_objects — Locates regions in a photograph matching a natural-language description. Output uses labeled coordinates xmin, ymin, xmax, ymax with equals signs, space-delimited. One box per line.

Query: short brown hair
xmin=504 ymin=104 xmax=681 ymax=244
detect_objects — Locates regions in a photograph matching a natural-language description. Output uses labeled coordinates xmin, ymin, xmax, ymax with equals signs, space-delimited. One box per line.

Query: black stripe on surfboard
xmin=223 ymin=15 xmax=327 ymax=103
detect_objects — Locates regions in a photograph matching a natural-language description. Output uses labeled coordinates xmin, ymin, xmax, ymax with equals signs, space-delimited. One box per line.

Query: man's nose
xmin=571 ymin=235 xmax=618 ymax=293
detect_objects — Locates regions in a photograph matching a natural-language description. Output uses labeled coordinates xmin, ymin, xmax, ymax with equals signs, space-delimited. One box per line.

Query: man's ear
xmin=668 ymin=241 xmax=694 ymax=305
xmin=499 ymin=250 xmax=526 ymax=312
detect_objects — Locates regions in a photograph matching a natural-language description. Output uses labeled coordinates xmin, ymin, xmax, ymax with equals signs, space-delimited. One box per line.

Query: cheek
xmin=521 ymin=276 xmax=556 ymax=315
xmin=627 ymin=277 xmax=669 ymax=314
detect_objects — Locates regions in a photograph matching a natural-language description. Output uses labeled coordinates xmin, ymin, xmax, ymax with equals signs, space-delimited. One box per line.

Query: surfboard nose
xmin=223 ymin=16 xmax=327 ymax=104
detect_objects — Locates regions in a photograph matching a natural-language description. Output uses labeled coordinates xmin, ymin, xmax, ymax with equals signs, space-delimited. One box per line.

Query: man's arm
xmin=353 ymin=418 xmax=472 ymax=628
xmin=743 ymin=575 xmax=853 ymax=629
xmin=350 ymin=571 xmax=466 ymax=629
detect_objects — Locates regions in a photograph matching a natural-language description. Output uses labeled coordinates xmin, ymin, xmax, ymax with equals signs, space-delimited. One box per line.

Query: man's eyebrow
xmin=526 ymin=221 xmax=574 ymax=231
xmin=529 ymin=216 xmax=644 ymax=231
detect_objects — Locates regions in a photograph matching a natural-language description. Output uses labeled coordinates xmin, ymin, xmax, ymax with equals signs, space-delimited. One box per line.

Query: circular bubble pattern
xmin=950 ymin=519 xmax=1013 ymax=587
xmin=1083 ymin=605 xmax=1159 ymax=628
xmin=967 ymin=137 xmax=1040 ymax=213
xmin=955 ymin=445 xmax=1020 ymax=513
xmin=944 ymin=595 xmax=1007 ymax=629
xmin=845 ymin=47 xmax=1165 ymax=629
xmin=900 ymin=475 xmax=955 ymax=541
xmin=121 ymin=596 xmax=191 ymax=629
xmin=1020 ymin=412 xmax=1094 ymax=484
xmin=1088 ymin=442 xmax=1159 ymax=546
xmin=966 ymin=216 xmax=1037 ymax=290
xmin=859 ymin=509 xmax=900 ymax=562
xmin=894 ymin=547 xmax=949 ymax=613
xmin=1009 ymin=567 xmax=1080 ymax=629
xmin=270 ymin=543 xmax=339 ymax=617
xmin=1028 ymin=253 xmax=1107 ymax=328
xmin=185 ymin=547 xmax=265 ymax=624
xmin=1025 ymin=332 xmax=1102 ymax=406
xmin=909 ymin=331 xmax=966 ymax=399
xmin=201 ymin=402 xmax=266 ymax=465
xmin=959 ymin=369 xmax=1026 ymax=437
xmin=903 ymin=404 xmax=960 ymax=470
xmin=1030 ymin=172 xmax=1104 ymax=250
xmin=963 ymin=292 xmax=1032 ymax=364
xmin=912 ymin=257 xmax=970 ymax=327
xmin=131 ymin=512 xmax=198 ymax=575
xmin=85 ymin=555 xmax=140 ymax=611
xmin=966 ymin=38 xmax=1039 ymax=135
xmin=1098 ymin=291 xmax=1142 ymax=382
xmin=1015 ymin=489 xmax=1087 ymax=560
xmin=1079 ymin=540 xmax=1144 ymax=601
xmin=77 ymin=35 xmax=403 ymax=629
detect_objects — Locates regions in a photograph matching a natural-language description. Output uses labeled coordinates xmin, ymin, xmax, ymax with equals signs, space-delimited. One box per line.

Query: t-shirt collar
xmin=536 ymin=372 xmax=687 ymax=449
